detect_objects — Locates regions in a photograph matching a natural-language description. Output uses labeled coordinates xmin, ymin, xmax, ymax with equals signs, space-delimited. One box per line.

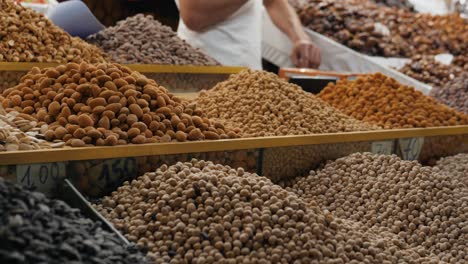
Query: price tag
xmin=371 ymin=140 xmax=394 ymax=155
xmin=398 ymin=137 xmax=424 ymax=160
xmin=87 ymin=158 xmax=137 ymax=190
xmin=16 ymin=162 xmax=66 ymax=195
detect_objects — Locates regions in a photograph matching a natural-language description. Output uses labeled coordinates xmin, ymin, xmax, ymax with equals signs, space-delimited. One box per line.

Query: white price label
xmin=16 ymin=162 xmax=66 ymax=194
xmin=371 ymin=140 xmax=394 ymax=155
xmin=398 ymin=137 xmax=424 ymax=160
xmin=87 ymin=158 xmax=137 ymax=189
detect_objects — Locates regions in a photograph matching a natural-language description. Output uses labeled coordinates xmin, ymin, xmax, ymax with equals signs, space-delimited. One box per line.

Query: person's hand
xmin=291 ymin=39 xmax=321 ymax=69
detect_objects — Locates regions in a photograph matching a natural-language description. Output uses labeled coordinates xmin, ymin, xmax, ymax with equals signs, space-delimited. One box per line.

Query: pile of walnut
xmin=194 ymin=69 xmax=376 ymax=137
xmin=295 ymin=0 xmax=467 ymax=58
xmin=0 ymin=0 xmax=108 ymax=63
xmin=287 ymin=152 xmax=467 ymax=263
xmin=430 ymin=72 xmax=468 ymax=114
xmin=96 ymin=159 xmax=440 ymax=263
xmin=399 ymin=56 xmax=464 ymax=89
xmin=319 ymin=73 xmax=468 ymax=129
xmin=435 ymin=153 xmax=468 ymax=188
xmin=87 ymin=14 xmax=219 ymax=66
xmin=1 ymin=62 xmax=240 ymax=147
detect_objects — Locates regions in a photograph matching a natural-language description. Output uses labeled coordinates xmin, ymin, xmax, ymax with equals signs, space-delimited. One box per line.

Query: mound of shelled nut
xmin=87 ymin=14 xmax=219 ymax=66
xmin=287 ymin=152 xmax=467 ymax=263
xmin=95 ymin=159 xmax=441 ymax=263
xmin=1 ymin=62 xmax=240 ymax=147
xmin=430 ymin=72 xmax=468 ymax=114
xmin=194 ymin=69 xmax=377 ymax=137
xmin=0 ymin=71 xmax=25 ymax=93
xmin=399 ymin=56 xmax=464 ymax=88
xmin=319 ymin=73 xmax=468 ymax=129
xmin=435 ymin=153 xmax=468 ymax=187
xmin=0 ymin=0 xmax=108 ymax=63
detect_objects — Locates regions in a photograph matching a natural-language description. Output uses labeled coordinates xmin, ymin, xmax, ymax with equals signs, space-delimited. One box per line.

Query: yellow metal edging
xmin=0 ymin=62 xmax=245 ymax=74
xmin=0 ymin=126 xmax=466 ymax=165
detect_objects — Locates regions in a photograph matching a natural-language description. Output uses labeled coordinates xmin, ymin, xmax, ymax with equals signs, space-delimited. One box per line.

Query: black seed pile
xmin=0 ymin=178 xmax=151 ymax=264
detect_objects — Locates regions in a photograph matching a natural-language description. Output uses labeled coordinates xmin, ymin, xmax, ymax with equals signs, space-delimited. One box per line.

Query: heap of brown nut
xmin=399 ymin=56 xmax=464 ymax=88
xmin=87 ymin=14 xmax=219 ymax=66
xmin=96 ymin=159 xmax=440 ymax=263
xmin=194 ymin=69 xmax=376 ymax=137
xmin=319 ymin=73 xmax=468 ymax=129
xmin=0 ymin=0 xmax=108 ymax=63
xmin=287 ymin=152 xmax=468 ymax=262
xmin=435 ymin=153 xmax=468 ymax=188
xmin=430 ymin=72 xmax=468 ymax=114
xmin=1 ymin=62 xmax=240 ymax=147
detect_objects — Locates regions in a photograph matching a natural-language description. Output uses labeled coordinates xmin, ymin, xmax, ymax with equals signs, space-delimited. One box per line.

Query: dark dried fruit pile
xmin=430 ymin=72 xmax=468 ymax=114
xmin=372 ymin=0 xmax=414 ymax=11
xmin=0 ymin=177 xmax=151 ymax=264
xmin=87 ymin=14 xmax=219 ymax=65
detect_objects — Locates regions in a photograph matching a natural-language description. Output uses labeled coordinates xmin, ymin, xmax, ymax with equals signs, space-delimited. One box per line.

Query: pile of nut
xmin=87 ymin=14 xmax=219 ymax=66
xmin=372 ymin=0 xmax=414 ymax=10
xmin=0 ymin=0 xmax=108 ymax=63
xmin=399 ymin=56 xmax=464 ymax=88
xmin=194 ymin=69 xmax=376 ymax=137
xmin=0 ymin=177 xmax=151 ymax=264
xmin=295 ymin=0 xmax=468 ymax=57
xmin=1 ymin=62 xmax=240 ymax=147
xmin=0 ymin=71 xmax=25 ymax=93
xmin=319 ymin=73 xmax=468 ymax=128
xmin=96 ymin=159 xmax=439 ymax=263
xmin=430 ymin=72 xmax=468 ymax=114
xmin=435 ymin=153 xmax=468 ymax=187
xmin=0 ymin=106 xmax=53 ymax=151
xmin=287 ymin=152 xmax=468 ymax=262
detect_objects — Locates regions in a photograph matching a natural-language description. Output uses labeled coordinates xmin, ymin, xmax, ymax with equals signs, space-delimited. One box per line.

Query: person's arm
xmin=264 ymin=0 xmax=321 ymax=68
xmin=178 ymin=0 xmax=248 ymax=32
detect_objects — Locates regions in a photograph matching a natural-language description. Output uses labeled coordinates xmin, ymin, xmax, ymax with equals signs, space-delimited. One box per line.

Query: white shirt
xmin=175 ymin=0 xmax=263 ymax=69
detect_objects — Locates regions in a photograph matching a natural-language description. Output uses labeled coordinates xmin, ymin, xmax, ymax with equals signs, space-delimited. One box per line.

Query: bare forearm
xmin=179 ymin=0 xmax=248 ymax=31
xmin=264 ymin=0 xmax=308 ymax=42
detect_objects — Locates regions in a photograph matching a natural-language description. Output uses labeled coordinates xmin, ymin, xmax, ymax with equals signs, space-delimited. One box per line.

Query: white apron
xmin=175 ymin=0 xmax=263 ymax=69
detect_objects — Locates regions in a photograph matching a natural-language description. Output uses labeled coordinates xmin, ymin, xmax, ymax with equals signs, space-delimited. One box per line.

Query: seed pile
xmin=319 ymin=73 xmax=468 ymax=128
xmin=287 ymin=152 xmax=468 ymax=262
xmin=0 ymin=0 xmax=107 ymax=63
xmin=0 ymin=178 xmax=151 ymax=264
xmin=194 ymin=70 xmax=376 ymax=137
xmin=0 ymin=106 xmax=52 ymax=151
xmin=435 ymin=153 xmax=468 ymax=187
xmin=96 ymin=159 xmax=437 ymax=263
xmin=430 ymin=73 xmax=468 ymax=114
xmin=296 ymin=0 xmax=468 ymax=57
xmin=1 ymin=62 xmax=240 ymax=147
xmin=87 ymin=14 xmax=219 ymax=66
xmin=399 ymin=56 xmax=464 ymax=88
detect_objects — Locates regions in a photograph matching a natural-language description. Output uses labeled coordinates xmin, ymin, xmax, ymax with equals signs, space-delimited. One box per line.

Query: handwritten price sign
xmin=371 ymin=140 xmax=394 ymax=155
xmin=398 ymin=137 xmax=424 ymax=160
xmin=16 ymin=162 xmax=66 ymax=195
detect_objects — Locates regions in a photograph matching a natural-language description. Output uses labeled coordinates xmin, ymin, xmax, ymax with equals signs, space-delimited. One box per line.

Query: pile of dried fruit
xmin=194 ymin=69 xmax=376 ymax=137
xmin=87 ymin=14 xmax=218 ymax=66
xmin=0 ymin=71 xmax=25 ymax=93
xmin=0 ymin=0 xmax=108 ymax=63
xmin=96 ymin=159 xmax=439 ymax=263
xmin=372 ymin=0 xmax=414 ymax=10
xmin=0 ymin=177 xmax=151 ymax=263
xmin=1 ymin=62 xmax=240 ymax=147
xmin=287 ymin=152 xmax=468 ymax=262
xmin=295 ymin=0 xmax=468 ymax=57
xmin=435 ymin=153 xmax=468 ymax=187
xmin=319 ymin=73 xmax=468 ymax=128
xmin=399 ymin=56 xmax=464 ymax=88
xmin=430 ymin=72 xmax=468 ymax=114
